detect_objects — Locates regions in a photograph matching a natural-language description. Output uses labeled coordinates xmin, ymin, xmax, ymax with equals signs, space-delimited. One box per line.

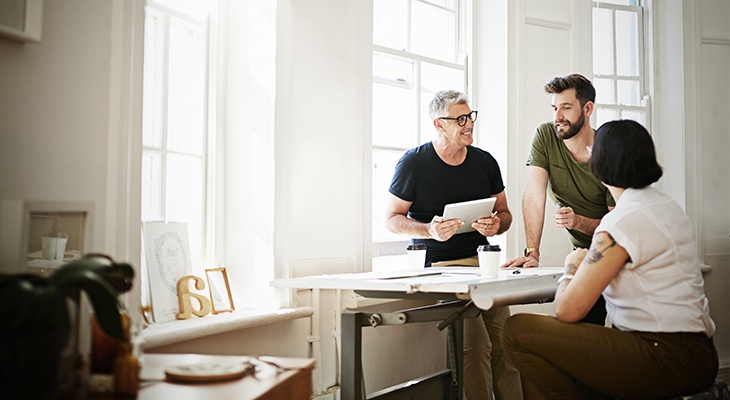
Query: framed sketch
xmin=0 ymin=0 xmax=44 ymax=42
xmin=142 ymin=221 xmax=193 ymax=323
xmin=206 ymin=267 xmax=234 ymax=314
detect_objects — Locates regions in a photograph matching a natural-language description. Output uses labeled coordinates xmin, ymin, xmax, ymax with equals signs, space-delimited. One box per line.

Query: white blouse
xmin=596 ymin=187 xmax=715 ymax=336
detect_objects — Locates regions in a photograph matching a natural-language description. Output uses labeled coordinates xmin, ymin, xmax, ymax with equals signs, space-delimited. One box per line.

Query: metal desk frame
xmin=272 ymin=267 xmax=561 ymax=400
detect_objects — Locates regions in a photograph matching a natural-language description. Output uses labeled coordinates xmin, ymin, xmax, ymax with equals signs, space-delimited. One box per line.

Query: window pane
xmin=595 ymin=107 xmax=620 ymax=128
xmin=594 ymin=78 xmax=615 ymax=105
xmin=142 ymin=13 xmax=165 ymax=148
xmin=372 ymin=83 xmax=414 ymax=149
xmin=411 ymin=2 xmax=456 ymax=62
xmin=372 ymin=149 xmax=408 ymax=242
xmin=373 ymin=0 xmax=407 ymax=50
xmin=421 ymin=62 xmax=464 ymax=94
xmin=420 ymin=91 xmax=436 ymax=144
xmin=596 ymin=0 xmax=636 ymax=6
xmin=167 ymin=19 xmax=205 ymax=155
xmin=622 ymin=110 xmax=645 ymax=127
xmin=617 ymin=79 xmax=640 ymax=106
xmin=373 ymin=53 xmax=412 ymax=85
xmin=615 ymin=10 xmax=639 ymax=76
xmin=165 ymin=153 xmax=204 ymax=268
xmin=592 ymin=8 xmax=614 ymax=76
xmin=141 ymin=151 xmax=164 ymax=221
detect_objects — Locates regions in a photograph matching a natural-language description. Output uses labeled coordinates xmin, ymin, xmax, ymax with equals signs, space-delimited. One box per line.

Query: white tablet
xmin=442 ymin=197 xmax=496 ymax=235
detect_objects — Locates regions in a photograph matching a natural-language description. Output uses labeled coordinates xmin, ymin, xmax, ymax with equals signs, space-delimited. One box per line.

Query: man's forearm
xmin=572 ymin=214 xmax=602 ymax=236
xmin=386 ymin=214 xmax=431 ymax=239
xmin=522 ymin=197 xmax=545 ymax=250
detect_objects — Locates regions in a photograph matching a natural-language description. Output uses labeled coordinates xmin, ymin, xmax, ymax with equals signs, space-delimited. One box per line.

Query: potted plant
xmin=0 ymin=254 xmax=134 ymax=400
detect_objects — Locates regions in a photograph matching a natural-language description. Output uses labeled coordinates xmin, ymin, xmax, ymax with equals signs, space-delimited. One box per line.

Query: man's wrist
xmin=524 ymin=247 xmax=540 ymax=257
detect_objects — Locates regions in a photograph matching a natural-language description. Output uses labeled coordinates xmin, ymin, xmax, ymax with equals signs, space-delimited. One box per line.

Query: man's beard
xmin=554 ymin=109 xmax=585 ymax=140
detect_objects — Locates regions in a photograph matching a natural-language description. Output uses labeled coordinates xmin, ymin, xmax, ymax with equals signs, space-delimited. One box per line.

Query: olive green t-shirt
xmin=527 ymin=122 xmax=615 ymax=248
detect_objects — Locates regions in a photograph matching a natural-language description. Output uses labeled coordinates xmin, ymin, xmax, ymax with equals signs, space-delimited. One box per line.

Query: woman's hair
xmin=544 ymin=74 xmax=596 ymax=107
xmin=590 ymin=119 xmax=663 ymax=189
xmin=429 ymin=90 xmax=469 ymax=120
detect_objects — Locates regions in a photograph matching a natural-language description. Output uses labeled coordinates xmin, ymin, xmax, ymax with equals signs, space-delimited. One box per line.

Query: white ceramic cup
xmin=477 ymin=244 xmax=501 ymax=277
xmin=406 ymin=243 xmax=427 ymax=271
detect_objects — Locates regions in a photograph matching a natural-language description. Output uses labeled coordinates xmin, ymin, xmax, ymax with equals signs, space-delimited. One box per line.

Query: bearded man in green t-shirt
xmin=503 ymin=73 xmax=614 ymax=325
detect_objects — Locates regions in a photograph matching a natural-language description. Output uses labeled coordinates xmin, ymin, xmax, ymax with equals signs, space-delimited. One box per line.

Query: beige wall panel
xmin=526 ymin=0 xmax=573 ymax=24
xmin=522 ymin=23 xmax=576 ymax=266
xmin=700 ymin=0 xmax=730 ymax=37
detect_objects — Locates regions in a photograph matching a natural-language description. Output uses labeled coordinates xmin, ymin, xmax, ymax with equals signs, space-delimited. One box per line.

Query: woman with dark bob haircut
xmin=502 ymin=119 xmax=718 ymax=399
xmin=590 ymin=119 xmax=663 ymax=188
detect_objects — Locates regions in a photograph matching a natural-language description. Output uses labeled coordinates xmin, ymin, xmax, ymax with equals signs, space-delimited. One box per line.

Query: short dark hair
xmin=590 ymin=120 xmax=663 ymax=189
xmin=544 ymin=74 xmax=596 ymax=107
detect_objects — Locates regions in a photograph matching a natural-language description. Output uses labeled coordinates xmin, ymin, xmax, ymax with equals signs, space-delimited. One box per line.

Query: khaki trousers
xmin=433 ymin=257 xmax=523 ymax=400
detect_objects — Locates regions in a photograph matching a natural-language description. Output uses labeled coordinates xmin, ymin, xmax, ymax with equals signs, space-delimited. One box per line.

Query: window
xmin=371 ymin=0 xmax=470 ymax=256
xmin=141 ymin=0 xmax=216 ymax=281
xmin=592 ymin=0 xmax=649 ymax=127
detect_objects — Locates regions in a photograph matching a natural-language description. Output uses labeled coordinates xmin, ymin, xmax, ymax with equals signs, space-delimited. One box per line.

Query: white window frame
xmin=141 ymin=1 xmax=218 ymax=298
xmin=592 ymin=1 xmax=650 ymax=130
xmin=371 ymin=0 xmax=472 ymax=258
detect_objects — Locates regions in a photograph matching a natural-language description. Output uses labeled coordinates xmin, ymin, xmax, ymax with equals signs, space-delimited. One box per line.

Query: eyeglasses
xmin=439 ymin=111 xmax=478 ymax=126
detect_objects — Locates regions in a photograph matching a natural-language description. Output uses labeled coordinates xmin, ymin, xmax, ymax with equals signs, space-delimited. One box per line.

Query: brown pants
xmin=502 ymin=313 xmax=718 ymax=400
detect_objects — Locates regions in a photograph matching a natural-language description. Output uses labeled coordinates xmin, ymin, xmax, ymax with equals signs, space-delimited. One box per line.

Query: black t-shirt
xmin=389 ymin=142 xmax=505 ymax=265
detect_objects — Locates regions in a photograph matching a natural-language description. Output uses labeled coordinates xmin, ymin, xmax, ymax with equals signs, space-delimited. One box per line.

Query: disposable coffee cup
xmin=477 ymin=244 xmax=501 ymax=278
xmin=406 ymin=243 xmax=427 ymax=271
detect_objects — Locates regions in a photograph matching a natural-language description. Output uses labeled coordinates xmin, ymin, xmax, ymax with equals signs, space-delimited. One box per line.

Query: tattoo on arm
xmin=585 ymin=233 xmax=617 ymax=264
xmin=566 ymin=262 xmax=579 ymax=275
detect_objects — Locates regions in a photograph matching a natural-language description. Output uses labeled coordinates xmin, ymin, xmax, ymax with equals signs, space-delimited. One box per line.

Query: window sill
xmin=140 ymin=307 xmax=314 ymax=350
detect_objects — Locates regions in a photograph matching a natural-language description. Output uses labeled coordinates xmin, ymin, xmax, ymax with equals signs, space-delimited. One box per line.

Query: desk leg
xmin=341 ymin=303 xmax=468 ymax=400
xmin=341 ymin=312 xmax=365 ymax=400
xmin=447 ymin=319 xmax=464 ymax=400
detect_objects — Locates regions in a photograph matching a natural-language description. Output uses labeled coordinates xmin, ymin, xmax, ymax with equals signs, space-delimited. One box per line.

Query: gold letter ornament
xmin=176 ymin=275 xmax=212 ymax=319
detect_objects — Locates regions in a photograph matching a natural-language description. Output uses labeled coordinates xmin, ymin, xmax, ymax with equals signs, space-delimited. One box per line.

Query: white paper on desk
xmin=374 ymin=267 xmax=479 ymax=280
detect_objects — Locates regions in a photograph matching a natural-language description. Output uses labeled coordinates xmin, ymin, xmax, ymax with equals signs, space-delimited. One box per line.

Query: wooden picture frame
xmin=205 ymin=267 xmax=234 ymax=314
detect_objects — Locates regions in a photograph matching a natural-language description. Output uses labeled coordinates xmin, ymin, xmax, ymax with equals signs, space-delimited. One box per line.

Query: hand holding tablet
xmin=442 ymin=198 xmax=496 ymax=235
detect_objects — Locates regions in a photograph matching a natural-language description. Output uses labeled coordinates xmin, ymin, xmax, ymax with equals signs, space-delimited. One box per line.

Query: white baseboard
xmin=312 ymin=387 xmax=339 ymax=400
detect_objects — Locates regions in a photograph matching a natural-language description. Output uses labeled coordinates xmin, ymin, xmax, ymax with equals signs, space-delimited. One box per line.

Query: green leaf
xmin=52 ymin=269 xmax=125 ymax=341
xmin=1 ymin=255 xmax=134 ymax=342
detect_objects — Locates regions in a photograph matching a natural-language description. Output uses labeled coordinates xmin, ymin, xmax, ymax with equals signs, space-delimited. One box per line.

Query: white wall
xmin=690 ymin=0 xmax=730 ymax=377
xmin=0 ymin=0 xmax=144 ymax=278
xmin=0 ymin=0 xmax=115 ymax=257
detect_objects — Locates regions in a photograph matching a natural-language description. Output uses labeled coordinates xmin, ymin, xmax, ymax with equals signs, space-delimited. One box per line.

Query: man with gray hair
xmin=385 ymin=90 xmax=522 ymax=399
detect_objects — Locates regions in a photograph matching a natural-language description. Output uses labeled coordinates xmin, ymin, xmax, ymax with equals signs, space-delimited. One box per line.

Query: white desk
xmin=272 ymin=266 xmax=561 ymax=310
xmin=272 ymin=266 xmax=562 ymax=400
